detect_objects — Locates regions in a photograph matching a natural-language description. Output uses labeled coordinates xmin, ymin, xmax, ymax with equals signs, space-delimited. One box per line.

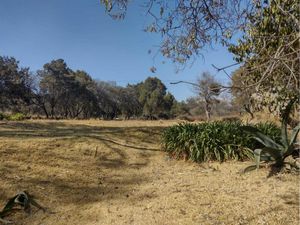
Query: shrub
xmin=161 ymin=121 xmax=281 ymax=163
xmin=8 ymin=113 xmax=26 ymax=121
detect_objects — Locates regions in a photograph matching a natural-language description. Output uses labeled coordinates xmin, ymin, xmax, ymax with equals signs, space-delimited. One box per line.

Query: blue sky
xmin=0 ymin=0 xmax=239 ymax=101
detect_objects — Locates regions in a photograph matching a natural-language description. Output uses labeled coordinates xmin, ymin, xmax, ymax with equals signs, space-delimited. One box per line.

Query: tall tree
xmin=229 ymin=0 xmax=299 ymax=124
xmin=37 ymin=59 xmax=74 ymax=118
xmin=162 ymin=92 xmax=175 ymax=118
xmin=0 ymin=56 xmax=33 ymax=112
xmin=95 ymin=81 xmax=121 ymax=119
xmin=66 ymin=70 xmax=99 ymax=119
xmin=118 ymin=86 xmax=142 ymax=119
xmin=136 ymin=77 xmax=174 ymax=119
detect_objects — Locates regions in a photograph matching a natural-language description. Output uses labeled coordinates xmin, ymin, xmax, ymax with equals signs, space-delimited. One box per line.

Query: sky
xmin=0 ymin=0 xmax=239 ymax=101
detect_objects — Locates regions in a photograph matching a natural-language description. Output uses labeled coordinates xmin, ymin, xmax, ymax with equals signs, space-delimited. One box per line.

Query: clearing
xmin=0 ymin=120 xmax=299 ymax=225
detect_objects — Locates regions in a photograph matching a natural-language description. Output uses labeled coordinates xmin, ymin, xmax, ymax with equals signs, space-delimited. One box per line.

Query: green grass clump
xmin=161 ymin=121 xmax=281 ymax=163
xmin=8 ymin=113 xmax=26 ymax=121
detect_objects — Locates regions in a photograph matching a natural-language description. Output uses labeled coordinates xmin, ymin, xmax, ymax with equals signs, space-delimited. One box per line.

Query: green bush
xmin=8 ymin=113 xmax=26 ymax=121
xmin=161 ymin=121 xmax=281 ymax=163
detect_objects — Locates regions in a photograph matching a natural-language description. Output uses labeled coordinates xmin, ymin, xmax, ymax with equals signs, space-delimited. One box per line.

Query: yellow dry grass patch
xmin=0 ymin=120 xmax=299 ymax=225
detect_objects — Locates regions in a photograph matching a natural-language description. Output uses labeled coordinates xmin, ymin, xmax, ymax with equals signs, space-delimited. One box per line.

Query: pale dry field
xmin=0 ymin=120 xmax=299 ymax=225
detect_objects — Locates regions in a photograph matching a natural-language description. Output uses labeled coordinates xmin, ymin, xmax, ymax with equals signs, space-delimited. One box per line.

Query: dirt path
xmin=0 ymin=120 xmax=299 ymax=225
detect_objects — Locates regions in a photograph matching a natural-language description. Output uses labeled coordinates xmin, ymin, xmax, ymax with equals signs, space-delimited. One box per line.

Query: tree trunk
xmin=42 ymin=105 xmax=49 ymax=119
xmin=204 ymin=101 xmax=211 ymax=121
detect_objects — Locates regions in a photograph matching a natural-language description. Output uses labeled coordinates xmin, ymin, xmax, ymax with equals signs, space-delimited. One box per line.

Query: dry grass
xmin=0 ymin=120 xmax=299 ymax=225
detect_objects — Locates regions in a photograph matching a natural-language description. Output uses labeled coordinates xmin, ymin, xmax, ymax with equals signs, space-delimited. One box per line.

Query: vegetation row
xmin=161 ymin=121 xmax=281 ymax=163
xmin=0 ymin=112 xmax=26 ymax=121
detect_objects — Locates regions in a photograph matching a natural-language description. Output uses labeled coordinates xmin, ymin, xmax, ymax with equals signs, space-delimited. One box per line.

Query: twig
xmin=212 ymin=62 xmax=240 ymax=71
xmin=170 ymin=80 xmax=232 ymax=91
xmin=94 ymin=147 xmax=98 ymax=158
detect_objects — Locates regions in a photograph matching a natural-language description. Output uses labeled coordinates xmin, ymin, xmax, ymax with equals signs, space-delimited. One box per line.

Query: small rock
xmin=285 ymin=156 xmax=295 ymax=164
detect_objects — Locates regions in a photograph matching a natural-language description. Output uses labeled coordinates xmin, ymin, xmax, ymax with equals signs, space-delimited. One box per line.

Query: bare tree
xmin=194 ymin=72 xmax=221 ymax=120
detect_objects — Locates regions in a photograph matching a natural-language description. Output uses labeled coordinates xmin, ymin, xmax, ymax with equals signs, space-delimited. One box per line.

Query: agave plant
xmin=0 ymin=191 xmax=46 ymax=224
xmin=242 ymin=121 xmax=300 ymax=170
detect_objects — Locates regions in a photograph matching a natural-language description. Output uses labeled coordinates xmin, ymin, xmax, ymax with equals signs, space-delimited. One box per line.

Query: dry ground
xmin=0 ymin=120 xmax=299 ymax=225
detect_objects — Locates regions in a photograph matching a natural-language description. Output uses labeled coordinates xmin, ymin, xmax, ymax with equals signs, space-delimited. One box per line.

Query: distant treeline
xmin=0 ymin=56 xmax=238 ymax=120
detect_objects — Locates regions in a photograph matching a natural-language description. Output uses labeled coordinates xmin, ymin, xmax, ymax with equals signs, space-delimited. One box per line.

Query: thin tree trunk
xmin=204 ymin=101 xmax=211 ymax=121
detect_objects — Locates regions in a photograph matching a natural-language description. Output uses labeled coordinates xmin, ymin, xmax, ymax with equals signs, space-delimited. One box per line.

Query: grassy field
xmin=0 ymin=120 xmax=299 ymax=225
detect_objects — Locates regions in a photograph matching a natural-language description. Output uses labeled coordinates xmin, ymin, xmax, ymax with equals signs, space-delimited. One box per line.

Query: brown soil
xmin=0 ymin=120 xmax=299 ymax=225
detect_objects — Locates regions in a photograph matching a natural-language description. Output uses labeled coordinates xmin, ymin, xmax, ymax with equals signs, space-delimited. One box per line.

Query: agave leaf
xmin=241 ymin=126 xmax=282 ymax=150
xmin=252 ymin=147 xmax=283 ymax=170
xmin=284 ymin=124 xmax=300 ymax=157
xmin=255 ymin=148 xmax=274 ymax=160
xmin=254 ymin=149 xmax=262 ymax=169
xmin=243 ymin=165 xmax=257 ymax=173
xmin=289 ymin=124 xmax=300 ymax=146
xmin=281 ymin=120 xmax=289 ymax=148
xmin=261 ymin=147 xmax=283 ymax=163
xmin=0 ymin=196 xmax=18 ymax=217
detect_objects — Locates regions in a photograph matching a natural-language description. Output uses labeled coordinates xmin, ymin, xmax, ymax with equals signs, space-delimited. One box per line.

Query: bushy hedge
xmin=161 ymin=121 xmax=281 ymax=162
xmin=8 ymin=113 xmax=26 ymax=121
xmin=0 ymin=112 xmax=26 ymax=121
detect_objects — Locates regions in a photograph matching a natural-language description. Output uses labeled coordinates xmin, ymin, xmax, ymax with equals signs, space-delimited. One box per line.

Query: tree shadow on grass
xmin=0 ymin=173 xmax=150 ymax=224
xmin=0 ymin=121 xmax=165 ymax=147
xmin=0 ymin=120 xmax=163 ymax=220
xmin=22 ymin=175 xmax=148 ymax=204
xmin=0 ymin=148 xmax=151 ymax=211
xmin=89 ymin=136 xmax=160 ymax=152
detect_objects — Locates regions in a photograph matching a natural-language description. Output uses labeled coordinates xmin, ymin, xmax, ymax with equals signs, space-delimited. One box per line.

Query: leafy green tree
xmin=0 ymin=56 xmax=33 ymax=112
xmin=37 ymin=59 xmax=73 ymax=118
xmin=69 ymin=70 xmax=99 ymax=119
xmin=162 ymin=92 xmax=175 ymax=118
xmin=94 ymin=81 xmax=121 ymax=119
xmin=170 ymin=100 xmax=190 ymax=118
xmin=229 ymin=0 xmax=299 ymax=124
xmin=0 ymin=56 xmax=180 ymax=120
xmin=117 ymin=86 xmax=142 ymax=119
xmin=135 ymin=77 xmax=174 ymax=119
xmin=37 ymin=60 xmax=99 ymax=119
